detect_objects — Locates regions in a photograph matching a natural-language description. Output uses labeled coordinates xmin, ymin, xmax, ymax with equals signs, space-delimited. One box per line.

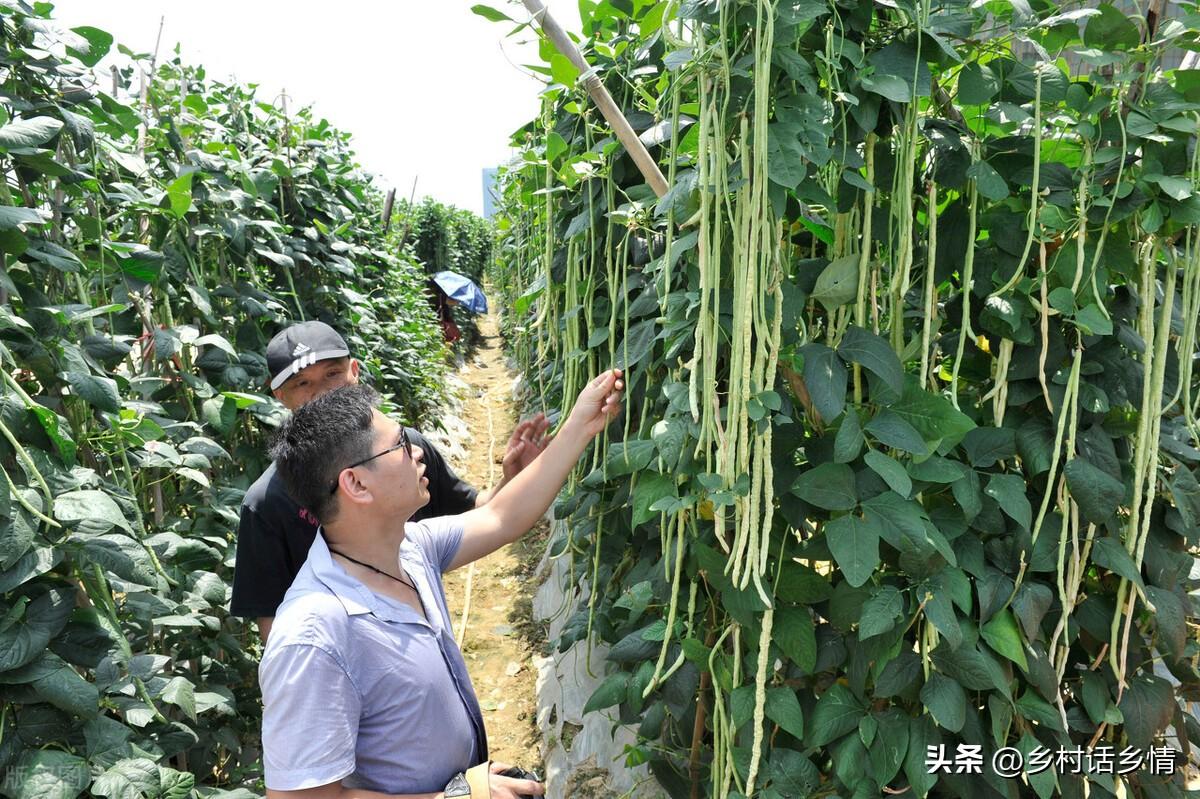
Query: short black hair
xmin=270 ymin=384 xmax=380 ymax=524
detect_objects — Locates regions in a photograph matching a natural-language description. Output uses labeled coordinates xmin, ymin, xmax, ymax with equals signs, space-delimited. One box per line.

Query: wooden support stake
xmin=520 ymin=0 xmax=670 ymax=198
xmin=381 ymin=188 xmax=396 ymax=234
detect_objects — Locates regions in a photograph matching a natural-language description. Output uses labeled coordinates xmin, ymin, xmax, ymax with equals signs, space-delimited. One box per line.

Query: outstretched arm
xmin=449 ymin=370 xmax=623 ymax=571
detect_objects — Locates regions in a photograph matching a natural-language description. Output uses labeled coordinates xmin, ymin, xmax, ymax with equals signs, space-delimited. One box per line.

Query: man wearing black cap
xmin=230 ymin=321 xmax=549 ymax=640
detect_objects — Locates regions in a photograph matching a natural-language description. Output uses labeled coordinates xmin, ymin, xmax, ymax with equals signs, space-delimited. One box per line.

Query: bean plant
xmin=0 ymin=4 xmax=472 ymax=798
xmin=487 ymin=0 xmax=1200 ymax=796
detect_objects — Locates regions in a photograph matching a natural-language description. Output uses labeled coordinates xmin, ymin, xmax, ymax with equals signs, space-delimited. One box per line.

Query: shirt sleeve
xmin=408 ymin=428 xmax=478 ymax=515
xmin=406 ymin=516 xmax=466 ymax=573
xmin=260 ymin=643 xmax=361 ymax=790
xmin=229 ymin=504 xmax=293 ymax=619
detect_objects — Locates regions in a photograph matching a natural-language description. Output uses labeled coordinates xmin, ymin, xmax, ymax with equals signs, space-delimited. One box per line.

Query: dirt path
xmin=441 ymin=311 xmax=547 ymax=773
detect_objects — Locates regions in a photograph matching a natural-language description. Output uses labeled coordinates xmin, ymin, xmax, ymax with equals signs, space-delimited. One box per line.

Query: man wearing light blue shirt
xmin=259 ymin=370 xmax=624 ymax=799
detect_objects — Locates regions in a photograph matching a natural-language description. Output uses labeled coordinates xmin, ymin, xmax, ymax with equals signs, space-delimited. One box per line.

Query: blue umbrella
xmin=431 ymin=270 xmax=489 ymax=314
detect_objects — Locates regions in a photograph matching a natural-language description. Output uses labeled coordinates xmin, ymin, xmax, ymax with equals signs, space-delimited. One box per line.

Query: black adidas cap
xmin=266 ymin=321 xmax=351 ymax=391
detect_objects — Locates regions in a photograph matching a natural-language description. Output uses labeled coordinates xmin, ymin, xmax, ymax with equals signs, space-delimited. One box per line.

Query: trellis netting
xmin=486 ymin=0 xmax=1200 ymax=796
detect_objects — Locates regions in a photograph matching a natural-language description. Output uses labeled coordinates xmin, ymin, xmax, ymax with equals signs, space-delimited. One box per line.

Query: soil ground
xmin=440 ymin=310 xmax=548 ymax=773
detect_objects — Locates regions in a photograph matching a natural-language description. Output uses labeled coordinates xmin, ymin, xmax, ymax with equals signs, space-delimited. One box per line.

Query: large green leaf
xmin=0 ymin=117 xmax=63 ymax=150
xmin=980 ymin=609 xmax=1029 ymax=671
xmin=806 ymin=683 xmax=866 ymax=747
xmin=66 ymin=26 xmax=114 ymax=66
xmin=1063 ymin=458 xmax=1125 ymax=524
xmin=858 ymin=585 xmax=903 ymax=639
xmin=864 ymin=450 xmax=912 ymax=498
xmin=838 ymin=326 xmax=903 ymax=395
xmin=54 ymin=490 xmax=134 ymax=534
xmin=984 ymin=473 xmax=1032 ymax=531
xmin=920 ymin=672 xmax=966 ymax=732
xmin=92 ymin=758 xmax=160 ymax=799
xmin=765 ymin=687 xmax=805 ymax=740
xmin=792 ymin=462 xmax=857 ymax=510
xmin=888 ymin=377 xmax=975 ymax=450
xmin=63 ymin=370 xmax=121 ymax=413
xmin=774 ymin=606 xmax=817 ymax=673
xmin=824 ymin=514 xmax=881 ymax=588
xmin=810 ymin=255 xmax=859 ymax=310
xmin=1090 ymin=536 xmax=1145 ymax=592
xmin=799 ymin=343 xmax=847 ymax=420
xmin=5 ymin=750 xmax=89 ymax=799
xmin=1083 ymin=4 xmax=1140 ymax=49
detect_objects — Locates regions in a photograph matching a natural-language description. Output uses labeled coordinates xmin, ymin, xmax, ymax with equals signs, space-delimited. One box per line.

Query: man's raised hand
xmin=501 ymin=412 xmax=551 ymax=481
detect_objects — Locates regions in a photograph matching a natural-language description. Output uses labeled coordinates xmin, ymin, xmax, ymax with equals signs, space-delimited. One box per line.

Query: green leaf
xmin=470 ymin=4 xmax=516 ymax=22
xmin=865 ymin=410 xmax=928 ymax=455
xmin=1083 ymin=4 xmax=1140 ymax=50
xmin=0 ymin=117 xmax=63 ymax=150
xmin=55 ymin=490 xmax=134 ymax=534
xmin=1117 ymin=675 xmax=1175 ymax=748
xmin=157 ymin=768 xmax=194 ymax=799
xmin=904 ymin=715 xmax=939 ymax=797
xmin=550 ymin=53 xmax=580 ymax=87
xmin=1015 ymin=689 xmax=1065 ymax=732
xmin=958 ymin=63 xmax=999 ymax=104
xmin=867 ymin=709 xmax=909 ymax=785
xmin=766 ymin=748 xmax=821 ymax=796
xmin=67 ymin=26 xmax=114 ymax=66
xmin=864 ymin=450 xmax=912 ymax=498
xmin=825 ymin=514 xmax=881 ymax=588
xmin=806 ymin=683 xmax=866 ymax=747
xmin=838 ymin=326 xmax=903 ymax=395
xmin=862 ymin=73 xmax=912 ymax=103
xmin=1073 ymin=304 xmax=1113 ymax=335
xmin=980 ymin=609 xmax=1029 ymax=671
xmin=776 ymin=561 xmax=833 ymax=604
xmin=1063 ymin=458 xmax=1124 ymax=524
xmin=6 ymin=750 xmax=89 ymax=799
xmin=64 ymin=370 xmax=120 ymax=413
xmin=774 ymin=607 xmax=817 ymax=673
xmin=793 ymin=462 xmax=857 ymax=510
xmin=160 ymin=675 xmax=197 ymax=721
xmin=616 ymin=319 xmax=657 ymax=369
xmin=858 ymin=585 xmax=903 ymax=639
xmin=967 ymin=160 xmax=1008 ymax=201
xmin=961 ymin=427 xmax=1016 ymax=468
xmin=28 ymin=654 xmax=99 ymax=717
xmin=765 ymin=687 xmax=805 ymax=739
xmin=800 ymin=343 xmax=847 ymax=420
xmin=984 ymin=474 xmax=1032 ymax=531
xmin=920 ymin=672 xmax=966 ymax=732
xmin=584 ymin=672 xmax=630 ymax=713
xmin=1090 ymin=536 xmax=1145 ymax=592
xmin=606 ymin=439 xmax=656 ymax=477
xmin=811 ymin=255 xmax=859 ymax=310
xmin=92 ymin=758 xmax=160 ymax=799
xmin=632 ymin=472 xmax=675 ymax=527
xmin=164 ymin=172 xmax=194 ymax=219
xmin=889 ymin=377 xmax=976 ymax=450
xmin=0 ymin=205 xmax=49 ymax=231
xmin=834 ymin=410 xmax=864 ymax=463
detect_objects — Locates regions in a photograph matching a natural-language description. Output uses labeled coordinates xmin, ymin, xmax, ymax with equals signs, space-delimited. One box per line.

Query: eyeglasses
xmin=328 ymin=427 xmax=412 ymax=495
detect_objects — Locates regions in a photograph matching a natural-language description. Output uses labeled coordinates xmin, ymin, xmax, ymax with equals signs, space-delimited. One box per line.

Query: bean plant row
xmin=0 ymin=5 xmax=477 ymax=798
xmin=486 ymin=0 xmax=1200 ymax=796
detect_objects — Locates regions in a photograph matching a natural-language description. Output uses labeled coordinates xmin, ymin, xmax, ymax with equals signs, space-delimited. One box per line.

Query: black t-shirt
xmin=229 ymin=427 xmax=478 ymax=618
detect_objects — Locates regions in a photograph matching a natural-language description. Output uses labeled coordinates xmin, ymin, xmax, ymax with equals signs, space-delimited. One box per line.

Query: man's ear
xmin=348 ymin=358 xmax=361 ymax=381
xmin=338 ymin=467 xmax=375 ymax=507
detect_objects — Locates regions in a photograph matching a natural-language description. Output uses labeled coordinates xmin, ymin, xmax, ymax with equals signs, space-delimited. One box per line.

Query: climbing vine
xmin=487 ymin=0 xmax=1200 ymax=796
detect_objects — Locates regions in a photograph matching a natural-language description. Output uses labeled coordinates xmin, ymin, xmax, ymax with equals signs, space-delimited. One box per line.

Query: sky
xmin=48 ymin=1 xmax=584 ymax=215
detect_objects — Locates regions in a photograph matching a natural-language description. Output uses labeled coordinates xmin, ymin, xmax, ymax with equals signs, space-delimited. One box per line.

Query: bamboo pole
xmin=520 ymin=0 xmax=670 ymax=198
